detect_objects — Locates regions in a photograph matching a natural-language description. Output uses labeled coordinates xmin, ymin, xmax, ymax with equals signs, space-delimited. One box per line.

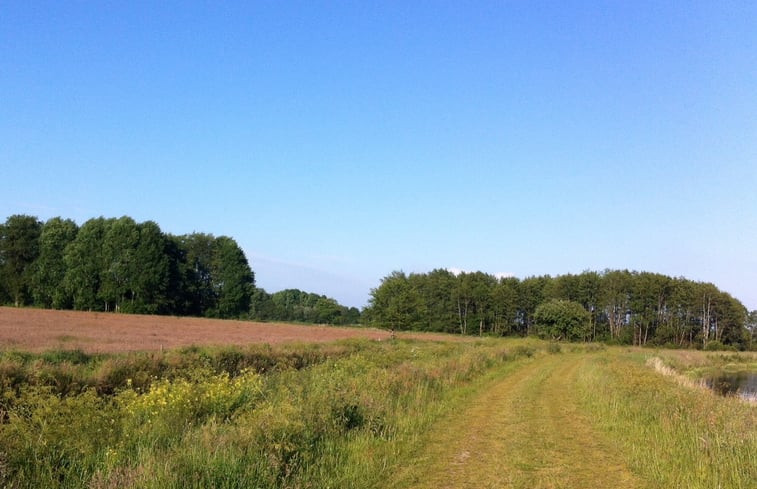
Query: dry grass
xmin=0 ymin=307 xmax=460 ymax=353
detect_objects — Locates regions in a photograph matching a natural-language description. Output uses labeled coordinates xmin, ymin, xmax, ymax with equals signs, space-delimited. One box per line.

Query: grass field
xmin=0 ymin=309 xmax=755 ymax=488
xmin=0 ymin=307 xmax=460 ymax=352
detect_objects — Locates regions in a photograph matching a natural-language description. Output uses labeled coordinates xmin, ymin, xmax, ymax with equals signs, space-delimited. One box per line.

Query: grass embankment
xmin=390 ymin=346 xmax=756 ymax=489
xmin=651 ymin=349 xmax=757 ymax=379
xmin=577 ymin=350 xmax=756 ymax=488
xmin=0 ymin=338 xmax=541 ymax=488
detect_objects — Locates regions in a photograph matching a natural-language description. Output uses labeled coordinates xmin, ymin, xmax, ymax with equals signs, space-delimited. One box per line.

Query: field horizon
xmin=0 ymin=306 xmax=462 ymax=353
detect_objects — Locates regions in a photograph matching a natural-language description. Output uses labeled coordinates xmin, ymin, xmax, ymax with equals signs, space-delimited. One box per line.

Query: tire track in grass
xmin=390 ymin=354 xmax=643 ymax=489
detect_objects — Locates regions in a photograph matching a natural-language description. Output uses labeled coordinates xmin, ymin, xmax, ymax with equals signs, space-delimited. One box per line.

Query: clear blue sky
xmin=2 ymin=1 xmax=756 ymax=310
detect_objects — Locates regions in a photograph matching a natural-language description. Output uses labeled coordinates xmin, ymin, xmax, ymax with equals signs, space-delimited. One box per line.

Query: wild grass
xmin=0 ymin=341 xmax=372 ymax=397
xmin=0 ymin=338 xmax=537 ymax=489
xmin=3 ymin=340 xmax=753 ymax=488
xmin=575 ymin=350 xmax=756 ymax=489
xmin=653 ymin=349 xmax=757 ymax=382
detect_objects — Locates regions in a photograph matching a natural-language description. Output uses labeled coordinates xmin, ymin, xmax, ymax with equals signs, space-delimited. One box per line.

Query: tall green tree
xmin=709 ymin=291 xmax=748 ymax=349
xmin=661 ymin=278 xmax=699 ymax=346
xmin=250 ymin=287 xmax=275 ymax=320
xmin=209 ymin=236 xmax=254 ymax=318
xmin=313 ymin=297 xmax=343 ymax=324
xmin=696 ymin=282 xmax=720 ymax=349
xmin=130 ymin=221 xmax=171 ymax=313
xmin=747 ymin=310 xmax=757 ymax=350
xmin=162 ymin=234 xmax=193 ymax=315
xmin=629 ymin=272 xmax=671 ymax=346
xmin=180 ymin=233 xmax=217 ymax=316
xmin=30 ymin=217 xmax=78 ymax=308
xmin=367 ymin=271 xmax=425 ymax=330
xmin=456 ymin=271 xmax=497 ymax=336
xmin=271 ymin=289 xmax=308 ymax=321
xmin=421 ymin=269 xmax=458 ymax=332
xmin=491 ymin=277 xmax=519 ymax=335
xmin=517 ymin=275 xmax=550 ymax=335
xmin=63 ymin=217 xmax=112 ymax=311
xmin=0 ymin=215 xmax=43 ymax=306
xmin=599 ymin=269 xmax=633 ymax=341
xmin=576 ymin=271 xmax=602 ymax=340
xmin=100 ymin=216 xmax=140 ymax=312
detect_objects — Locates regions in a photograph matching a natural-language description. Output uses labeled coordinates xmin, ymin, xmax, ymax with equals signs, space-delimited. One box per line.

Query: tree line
xmin=0 ymin=215 xmax=357 ymax=324
xmin=364 ymin=269 xmax=755 ymax=350
xmin=251 ymin=288 xmax=361 ymax=325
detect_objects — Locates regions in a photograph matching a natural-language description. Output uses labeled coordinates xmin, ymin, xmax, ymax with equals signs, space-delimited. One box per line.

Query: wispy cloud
xmin=446 ymin=267 xmax=468 ymax=276
xmin=446 ymin=267 xmax=514 ymax=279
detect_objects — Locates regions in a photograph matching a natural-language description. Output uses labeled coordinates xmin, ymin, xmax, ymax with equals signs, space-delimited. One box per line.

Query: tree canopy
xmin=0 ymin=214 xmax=356 ymax=324
xmin=366 ymin=269 xmax=751 ymax=349
xmin=3 ymin=214 xmax=750 ymax=347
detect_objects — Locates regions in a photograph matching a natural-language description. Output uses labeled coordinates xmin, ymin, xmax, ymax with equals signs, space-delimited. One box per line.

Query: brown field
xmin=0 ymin=307 xmax=457 ymax=353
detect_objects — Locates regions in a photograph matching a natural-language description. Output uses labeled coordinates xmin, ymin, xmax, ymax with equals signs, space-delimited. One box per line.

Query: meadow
xmin=0 ymin=326 xmax=755 ymax=488
xmin=0 ymin=335 xmax=533 ymax=488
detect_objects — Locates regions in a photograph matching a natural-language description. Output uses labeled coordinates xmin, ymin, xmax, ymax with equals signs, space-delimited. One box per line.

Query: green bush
xmin=534 ymin=299 xmax=591 ymax=342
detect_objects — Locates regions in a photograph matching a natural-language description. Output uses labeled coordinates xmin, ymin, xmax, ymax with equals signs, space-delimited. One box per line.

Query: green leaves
xmin=31 ymin=217 xmax=78 ymax=309
xmin=0 ymin=215 xmax=42 ymax=306
xmin=533 ymin=299 xmax=591 ymax=341
xmin=1 ymin=214 xmax=257 ymax=319
xmin=367 ymin=268 xmax=750 ymax=348
xmin=209 ymin=236 xmax=254 ymax=318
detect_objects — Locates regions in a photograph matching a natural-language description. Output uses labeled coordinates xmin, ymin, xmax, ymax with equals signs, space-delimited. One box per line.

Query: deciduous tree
xmin=63 ymin=217 xmax=111 ymax=311
xmin=0 ymin=215 xmax=42 ymax=307
xmin=210 ymin=236 xmax=254 ymax=318
xmin=31 ymin=217 xmax=78 ymax=308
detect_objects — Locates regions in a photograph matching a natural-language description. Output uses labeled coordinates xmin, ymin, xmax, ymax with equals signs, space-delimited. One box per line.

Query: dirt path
xmin=391 ymin=354 xmax=643 ymax=489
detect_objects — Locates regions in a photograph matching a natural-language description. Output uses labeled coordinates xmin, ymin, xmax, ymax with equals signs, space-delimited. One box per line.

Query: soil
xmin=0 ymin=307 xmax=457 ymax=353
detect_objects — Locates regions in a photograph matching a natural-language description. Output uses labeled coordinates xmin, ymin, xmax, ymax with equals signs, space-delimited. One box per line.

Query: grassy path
xmin=390 ymin=353 xmax=643 ymax=489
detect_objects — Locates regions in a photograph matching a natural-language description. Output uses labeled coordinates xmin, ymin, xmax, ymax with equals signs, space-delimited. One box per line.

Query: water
xmin=703 ymin=372 xmax=757 ymax=402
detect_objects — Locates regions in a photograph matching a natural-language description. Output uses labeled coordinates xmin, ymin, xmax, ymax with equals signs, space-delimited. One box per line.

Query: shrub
xmin=534 ymin=299 xmax=591 ymax=341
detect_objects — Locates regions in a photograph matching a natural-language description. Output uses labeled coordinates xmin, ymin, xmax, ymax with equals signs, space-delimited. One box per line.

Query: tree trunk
xmin=702 ymin=294 xmax=712 ymax=349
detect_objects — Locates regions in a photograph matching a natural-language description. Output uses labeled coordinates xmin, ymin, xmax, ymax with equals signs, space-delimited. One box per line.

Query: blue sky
xmin=2 ymin=2 xmax=756 ymax=310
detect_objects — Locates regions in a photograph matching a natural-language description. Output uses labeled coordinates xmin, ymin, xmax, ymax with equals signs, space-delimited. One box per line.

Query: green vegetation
xmin=0 ymin=214 xmax=356 ymax=323
xmin=251 ymin=288 xmax=361 ymax=325
xmin=575 ymin=351 xmax=756 ymax=488
xmin=533 ymin=298 xmax=590 ymax=341
xmin=0 ymin=338 xmax=535 ymax=488
xmin=389 ymin=348 xmax=756 ymax=489
xmin=365 ymin=269 xmax=754 ymax=349
xmin=651 ymin=349 xmax=757 ymax=380
xmin=1 ymin=341 xmax=754 ymax=489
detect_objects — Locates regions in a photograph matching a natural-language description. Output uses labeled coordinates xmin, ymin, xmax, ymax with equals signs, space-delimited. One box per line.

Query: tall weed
xmin=575 ymin=352 xmax=756 ymax=488
xmin=0 ymin=338 xmax=534 ymax=488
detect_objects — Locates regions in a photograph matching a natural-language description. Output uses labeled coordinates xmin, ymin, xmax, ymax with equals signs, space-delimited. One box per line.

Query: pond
xmin=702 ymin=372 xmax=757 ymax=402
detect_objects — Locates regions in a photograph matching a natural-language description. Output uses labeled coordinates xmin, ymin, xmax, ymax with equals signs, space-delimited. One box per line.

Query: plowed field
xmin=0 ymin=306 xmax=441 ymax=353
